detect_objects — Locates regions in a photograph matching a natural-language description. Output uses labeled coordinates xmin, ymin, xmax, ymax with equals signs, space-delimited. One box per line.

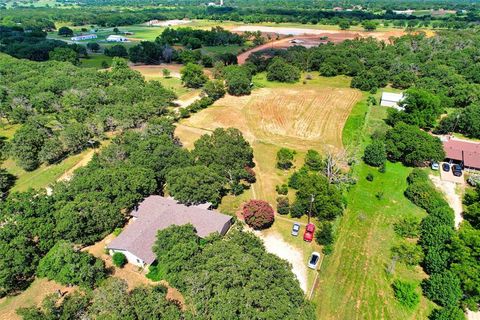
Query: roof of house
xmin=443 ymin=138 xmax=480 ymax=169
xmin=381 ymin=92 xmax=404 ymax=102
xmin=107 ymin=196 xmax=232 ymax=265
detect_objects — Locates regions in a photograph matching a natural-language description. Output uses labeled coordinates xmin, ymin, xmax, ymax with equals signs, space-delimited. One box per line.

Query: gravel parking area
xmin=439 ymin=162 xmax=465 ymax=184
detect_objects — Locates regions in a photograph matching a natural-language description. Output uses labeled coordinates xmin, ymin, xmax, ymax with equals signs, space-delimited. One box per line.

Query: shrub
xmin=428 ymin=306 xmax=466 ymax=320
xmin=112 ymin=252 xmax=127 ymax=268
xmin=276 ymin=197 xmax=290 ymax=215
xmin=405 ymin=170 xmax=450 ymax=213
xmin=181 ymin=63 xmax=208 ymax=88
xmin=423 ymin=247 xmax=450 ymax=274
xmin=391 ymin=242 xmax=424 ymax=266
xmin=363 ymin=140 xmax=386 ymax=167
xmin=394 ymin=216 xmax=420 ymax=238
xmin=203 ymin=80 xmax=226 ymax=100
xmin=315 ymin=222 xmax=334 ymax=246
xmin=276 ymin=184 xmax=288 ymax=195
xmin=223 ymin=65 xmax=252 ymax=96
xmin=305 ymin=150 xmax=323 ymax=171
xmin=422 ymin=271 xmax=462 ymax=307
xmin=266 ymin=57 xmax=301 ymax=83
xmin=243 ymin=200 xmax=275 ymax=230
xmin=37 ymin=241 xmax=107 ymax=288
xmin=366 ymin=173 xmax=374 ymax=181
xmin=276 ymin=148 xmax=295 ymax=170
xmin=392 ymin=279 xmax=420 ymax=309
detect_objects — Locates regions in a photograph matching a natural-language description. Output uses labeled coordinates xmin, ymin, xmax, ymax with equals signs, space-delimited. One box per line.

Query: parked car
xmin=442 ymin=163 xmax=450 ymax=172
xmin=303 ymin=223 xmax=315 ymax=242
xmin=431 ymin=162 xmax=439 ymax=170
xmin=452 ymin=164 xmax=462 ymax=177
xmin=291 ymin=223 xmax=301 ymax=236
xmin=308 ymin=252 xmax=321 ymax=269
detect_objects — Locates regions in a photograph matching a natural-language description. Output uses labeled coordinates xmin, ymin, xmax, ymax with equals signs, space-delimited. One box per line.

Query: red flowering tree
xmin=243 ymin=200 xmax=275 ymax=230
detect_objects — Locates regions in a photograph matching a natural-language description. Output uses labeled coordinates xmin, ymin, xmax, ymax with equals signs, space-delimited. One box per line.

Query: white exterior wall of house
xmin=109 ymin=248 xmax=146 ymax=268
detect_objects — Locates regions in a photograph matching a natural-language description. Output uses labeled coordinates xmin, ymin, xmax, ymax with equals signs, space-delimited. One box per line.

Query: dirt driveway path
xmin=253 ymin=230 xmax=308 ymax=293
xmin=430 ymin=175 xmax=464 ymax=228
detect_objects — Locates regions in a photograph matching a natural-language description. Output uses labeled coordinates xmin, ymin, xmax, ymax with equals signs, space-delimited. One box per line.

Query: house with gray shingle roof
xmin=107 ymin=196 xmax=233 ymax=267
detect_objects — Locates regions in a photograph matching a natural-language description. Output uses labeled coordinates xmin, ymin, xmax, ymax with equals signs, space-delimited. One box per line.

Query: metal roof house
xmin=71 ymin=34 xmax=97 ymax=41
xmin=380 ymin=92 xmax=404 ymax=110
xmin=443 ymin=137 xmax=480 ymax=170
xmin=107 ymin=196 xmax=233 ymax=267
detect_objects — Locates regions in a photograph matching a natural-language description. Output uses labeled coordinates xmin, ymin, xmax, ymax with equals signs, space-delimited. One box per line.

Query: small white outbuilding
xmin=106 ymin=35 xmax=128 ymax=42
xmin=380 ymin=92 xmax=404 ymax=110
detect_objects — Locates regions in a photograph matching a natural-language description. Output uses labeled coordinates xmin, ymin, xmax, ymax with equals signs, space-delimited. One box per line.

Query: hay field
xmin=176 ymin=82 xmax=362 ymax=206
xmin=177 ymin=86 xmax=362 ymax=152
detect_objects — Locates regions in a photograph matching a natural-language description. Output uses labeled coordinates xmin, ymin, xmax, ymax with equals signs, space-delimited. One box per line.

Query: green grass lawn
xmin=201 ymin=45 xmax=248 ymax=56
xmin=315 ymin=162 xmax=434 ymax=319
xmin=253 ymin=72 xmax=352 ymax=89
xmin=1 ymin=149 xmax=92 ymax=192
xmin=80 ymin=54 xmax=113 ymax=69
xmin=316 ymin=89 xmax=435 ymax=319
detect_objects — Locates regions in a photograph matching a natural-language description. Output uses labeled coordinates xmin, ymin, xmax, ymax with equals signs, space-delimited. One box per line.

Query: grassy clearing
xmin=315 ymin=162 xmax=433 ymax=319
xmin=315 ymin=96 xmax=434 ymax=318
xmin=2 ymin=148 xmax=93 ymax=192
xmin=0 ymin=122 xmax=20 ymax=139
xmin=201 ymin=45 xmax=247 ymax=56
xmin=80 ymin=54 xmax=113 ymax=68
xmin=253 ymin=72 xmax=352 ymax=89
xmin=0 ymin=278 xmax=73 ymax=320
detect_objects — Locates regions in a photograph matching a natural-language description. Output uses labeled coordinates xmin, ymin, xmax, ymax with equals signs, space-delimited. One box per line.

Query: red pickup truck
xmin=303 ymin=223 xmax=315 ymax=242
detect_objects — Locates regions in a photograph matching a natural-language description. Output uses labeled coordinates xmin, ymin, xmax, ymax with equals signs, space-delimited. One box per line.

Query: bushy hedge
xmin=392 ymin=279 xmax=420 ymax=309
xmin=405 ymin=169 xmax=450 ymax=213
xmin=243 ymin=200 xmax=275 ymax=230
xmin=404 ymin=169 xmax=465 ymax=316
xmin=112 ymin=252 xmax=127 ymax=268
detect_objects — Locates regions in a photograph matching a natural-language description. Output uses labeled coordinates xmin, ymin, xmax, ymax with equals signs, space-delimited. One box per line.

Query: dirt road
xmin=254 ymin=231 xmax=308 ymax=293
xmin=236 ymin=27 xmax=407 ymax=64
xmin=430 ymin=175 xmax=464 ymax=228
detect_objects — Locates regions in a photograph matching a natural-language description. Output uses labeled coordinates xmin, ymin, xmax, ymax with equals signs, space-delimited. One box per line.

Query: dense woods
xmin=1 ymin=1 xmax=480 ymax=318
xmin=0 ymin=55 xmax=176 ymax=171
xmin=152 ymin=224 xmax=315 ymax=319
xmin=403 ymin=170 xmax=480 ymax=316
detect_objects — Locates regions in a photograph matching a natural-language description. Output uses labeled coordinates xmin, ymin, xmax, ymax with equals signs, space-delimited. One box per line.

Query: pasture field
xmin=130 ymin=64 xmax=200 ymax=97
xmin=175 ymin=73 xmax=434 ymax=317
xmin=80 ymin=54 xmax=113 ymax=68
xmin=175 ymin=73 xmax=361 ymax=294
xmin=315 ymin=161 xmax=434 ymax=320
xmin=315 ymin=102 xmax=435 ymax=319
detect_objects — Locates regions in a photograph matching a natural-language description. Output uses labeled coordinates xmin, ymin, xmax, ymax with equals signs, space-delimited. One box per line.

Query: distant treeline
xmin=36 ymin=0 xmax=480 ymax=11
xmin=1 ymin=4 xmax=479 ymax=30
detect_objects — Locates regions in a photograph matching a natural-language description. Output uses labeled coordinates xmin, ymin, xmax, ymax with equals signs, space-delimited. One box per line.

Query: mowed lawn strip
xmin=316 ymin=97 xmax=435 ymax=318
xmin=315 ymin=162 xmax=433 ymax=319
